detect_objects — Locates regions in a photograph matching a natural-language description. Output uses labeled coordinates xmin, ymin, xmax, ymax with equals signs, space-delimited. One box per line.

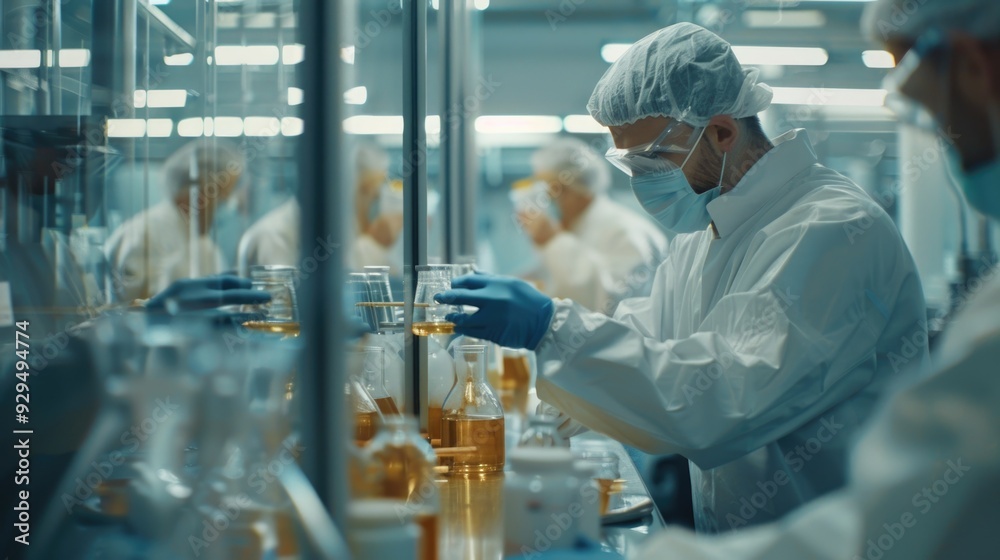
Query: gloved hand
xmin=146 ymin=275 xmax=270 ymax=313
xmin=435 ymin=273 xmax=554 ymax=350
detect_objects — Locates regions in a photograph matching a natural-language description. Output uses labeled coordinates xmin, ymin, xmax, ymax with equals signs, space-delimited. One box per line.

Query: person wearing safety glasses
xmin=437 ymin=22 xmax=928 ymax=533
xmin=583 ymin=2 xmax=1000 ymax=558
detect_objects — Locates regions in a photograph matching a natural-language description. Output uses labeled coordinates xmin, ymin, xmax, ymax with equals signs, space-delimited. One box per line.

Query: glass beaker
xmin=517 ymin=414 xmax=567 ymax=448
xmin=348 ymin=271 xmax=379 ymax=333
xmin=363 ymin=415 xmax=441 ymax=560
xmin=365 ymin=265 xmax=403 ymax=331
xmin=440 ymin=345 xmax=505 ymax=475
xmin=360 ymin=346 xmax=400 ymax=415
xmin=242 ymin=264 xmax=300 ymax=337
xmin=426 ymin=336 xmax=455 ymax=446
xmin=579 ymin=450 xmax=623 ymax=515
xmin=412 ymin=265 xmax=456 ymax=336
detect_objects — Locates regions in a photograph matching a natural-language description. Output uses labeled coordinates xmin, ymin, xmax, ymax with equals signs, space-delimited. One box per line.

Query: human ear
xmin=706 ymin=115 xmax=739 ymax=154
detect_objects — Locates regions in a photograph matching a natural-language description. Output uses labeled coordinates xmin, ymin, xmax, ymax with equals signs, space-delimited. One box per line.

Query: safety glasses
xmin=883 ymin=30 xmax=949 ymax=133
xmin=604 ymin=120 xmax=705 ymax=177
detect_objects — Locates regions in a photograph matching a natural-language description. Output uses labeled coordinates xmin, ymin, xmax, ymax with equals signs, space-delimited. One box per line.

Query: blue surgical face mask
xmin=629 ymin=131 xmax=725 ymax=234
xmin=954 ymin=106 xmax=1000 ymax=221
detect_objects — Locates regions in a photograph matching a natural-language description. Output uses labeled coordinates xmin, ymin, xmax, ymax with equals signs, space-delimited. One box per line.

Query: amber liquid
xmin=242 ymin=320 xmax=301 ymax=337
xmin=427 ymin=405 xmax=443 ymax=444
xmin=440 ymin=416 xmax=505 ymax=474
xmin=415 ymin=511 xmax=439 ymax=560
xmin=274 ymin=510 xmax=299 ymax=557
xmin=500 ymin=355 xmax=531 ymax=414
xmin=374 ymin=396 xmax=400 ymax=415
xmin=355 ymin=411 xmax=377 ymax=446
xmin=375 ymin=443 xmax=431 ymax=499
xmin=412 ymin=321 xmax=455 ymax=336
xmin=595 ymin=478 xmax=626 ymax=515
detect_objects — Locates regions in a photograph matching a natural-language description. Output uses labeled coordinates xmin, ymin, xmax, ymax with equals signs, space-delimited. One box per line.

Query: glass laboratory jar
xmin=360 ymin=346 xmax=400 ymax=415
xmin=363 ymin=416 xmax=441 ymax=560
xmin=242 ymin=264 xmax=300 ymax=337
xmin=440 ymin=345 xmax=505 ymax=474
xmin=412 ymin=265 xmax=456 ymax=336
xmin=503 ymin=448 xmax=586 ymax=555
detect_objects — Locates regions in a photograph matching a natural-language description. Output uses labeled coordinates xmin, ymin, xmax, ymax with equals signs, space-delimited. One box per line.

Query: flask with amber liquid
xmin=440 ymin=345 xmax=505 ymax=475
xmin=360 ymin=346 xmax=400 ymax=415
xmin=363 ymin=415 xmax=441 ymax=560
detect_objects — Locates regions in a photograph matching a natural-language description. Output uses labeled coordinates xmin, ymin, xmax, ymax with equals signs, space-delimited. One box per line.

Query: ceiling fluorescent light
xmin=474 ymin=0 xmax=490 ymax=9
xmin=344 ymin=115 xmax=404 ymax=135
xmin=344 ymin=86 xmax=368 ymax=105
xmin=731 ymin=46 xmax=828 ymax=66
xmin=146 ymin=119 xmax=173 ymax=137
xmin=476 ymin=116 xmax=563 ymax=134
xmin=283 ymin=44 xmax=304 ymax=65
xmin=601 ymin=43 xmax=631 ymax=64
xmin=742 ymin=10 xmax=825 ymax=28
xmin=57 ymin=49 xmax=90 ymax=67
xmin=214 ymin=45 xmax=280 ymax=66
xmin=563 ymin=115 xmax=606 ymax=134
xmin=770 ymin=87 xmax=888 ymax=107
xmin=341 ymin=46 xmax=356 ymax=65
xmin=107 ymin=119 xmax=146 ymax=138
xmin=177 ymin=117 xmax=204 ymax=137
xmin=0 ymin=50 xmax=41 ymax=68
xmin=212 ymin=117 xmax=244 ymax=137
xmin=146 ymin=89 xmax=187 ymax=108
xmin=288 ymin=87 xmax=303 ymax=106
xmin=862 ymin=50 xmax=895 ymax=68
xmin=164 ymin=53 xmax=194 ymax=66
xmin=244 ymin=117 xmax=281 ymax=137
xmin=281 ymin=117 xmax=304 ymax=136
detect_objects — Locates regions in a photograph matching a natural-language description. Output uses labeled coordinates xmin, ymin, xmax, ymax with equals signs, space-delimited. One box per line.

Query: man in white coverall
xmin=618 ymin=0 xmax=1000 ymax=557
xmin=517 ymin=137 xmax=668 ymax=314
xmin=436 ymin=22 xmax=929 ymax=532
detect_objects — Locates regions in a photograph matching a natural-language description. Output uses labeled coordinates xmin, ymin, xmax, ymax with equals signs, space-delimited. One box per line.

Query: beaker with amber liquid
xmin=441 ymin=345 xmax=505 ymax=475
xmin=360 ymin=346 xmax=400 ymax=415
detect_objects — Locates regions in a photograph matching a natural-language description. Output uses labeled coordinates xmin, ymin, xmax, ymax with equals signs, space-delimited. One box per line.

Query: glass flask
xmin=365 ymin=265 xmax=404 ymax=331
xmin=412 ymin=265 xmax=457 ymax=336
xmin=348 ymin=349 xmax=384 ymax=446
xmin=360 ymin=346 xmax=400 ymax=415
xmin=425 ymin=335 xmax=455 ymax=446
xmin=241 ymin=264 xmax=301 ymax=337
xmin=362 ymin=416 xmax=441 ymax=560
xmin=499 ymin=348 xmax=534 ymax=415
xmin=517 ymin=414 xmax=567 ymax=448
xmin=440 ymin=345 xmax=505 ymax=474
xmin=347 ymin=272 xmax=379 ymax=333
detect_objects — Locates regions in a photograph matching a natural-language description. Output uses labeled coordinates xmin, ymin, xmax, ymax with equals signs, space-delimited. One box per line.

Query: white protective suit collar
xmin=707 ymin=128 xmax=819 ymax=238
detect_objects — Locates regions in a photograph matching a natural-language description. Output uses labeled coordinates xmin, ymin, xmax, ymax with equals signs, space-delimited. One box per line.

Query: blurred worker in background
xmin=438 ymin=22 xmax=928 ymax=533
xmin=238 ymin=143 xmax=404 ymax=276
xmin=105 ymin=138 xmax=243 ymax=302
xmin=516 ymin=137 xmax=668 ymax=314
xmin=622 ymin=0 xmax=1000 ymax=557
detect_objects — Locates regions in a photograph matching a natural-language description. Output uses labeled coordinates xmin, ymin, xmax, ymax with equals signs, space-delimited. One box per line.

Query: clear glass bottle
xmin=363 ymin=416 xmax=441 ymax=560
xmin=347 ymin=373 xmax=383 ymax=447
xmin=412 ymin=265 xmax=456 ymax=336
xmin=241 ymin=264 xmax=301 ymax=337
xmin=360 ymin=346 xmax=400 ymax=415
xmin=517 ymin=414 xmax=567 ymax=448
xmin=440 ymin=345 xmax=505 ymax=474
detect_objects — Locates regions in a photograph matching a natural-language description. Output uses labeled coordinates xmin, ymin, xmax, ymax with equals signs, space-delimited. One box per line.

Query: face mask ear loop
xmin=717 ymin=151 xmax=728 ymax=190
xmin=678 ymin=127 xmax=707 ymax=171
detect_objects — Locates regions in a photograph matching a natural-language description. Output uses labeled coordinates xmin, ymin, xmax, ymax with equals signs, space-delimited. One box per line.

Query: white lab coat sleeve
xmin=629 ymin=331 xmax=1000 ymax=560
xmin=538 ymin=231 xmax=620 ymax=313
xmin=104 ymin=225 xmax=147 ymax=303
xmin=535 ymin=212 xmax=903 ymax=468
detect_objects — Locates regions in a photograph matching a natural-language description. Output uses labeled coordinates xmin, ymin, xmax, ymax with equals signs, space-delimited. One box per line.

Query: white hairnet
xmin=587 ymin=23 xmax=773 ymax=128
xmin=864 ymin=0 xmax=1000 ymax=43
xmin=161 ymin=138 xmax=243 ymax=197
xmin=531 ymin=137 xmax=611 ymax=195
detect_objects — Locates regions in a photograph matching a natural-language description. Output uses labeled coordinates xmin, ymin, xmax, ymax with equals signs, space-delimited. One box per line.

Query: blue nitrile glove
xmin=146 ymin=275 xmax=271 ymax=313
xmin=435 ymin=273 xmax=554 ymax=350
